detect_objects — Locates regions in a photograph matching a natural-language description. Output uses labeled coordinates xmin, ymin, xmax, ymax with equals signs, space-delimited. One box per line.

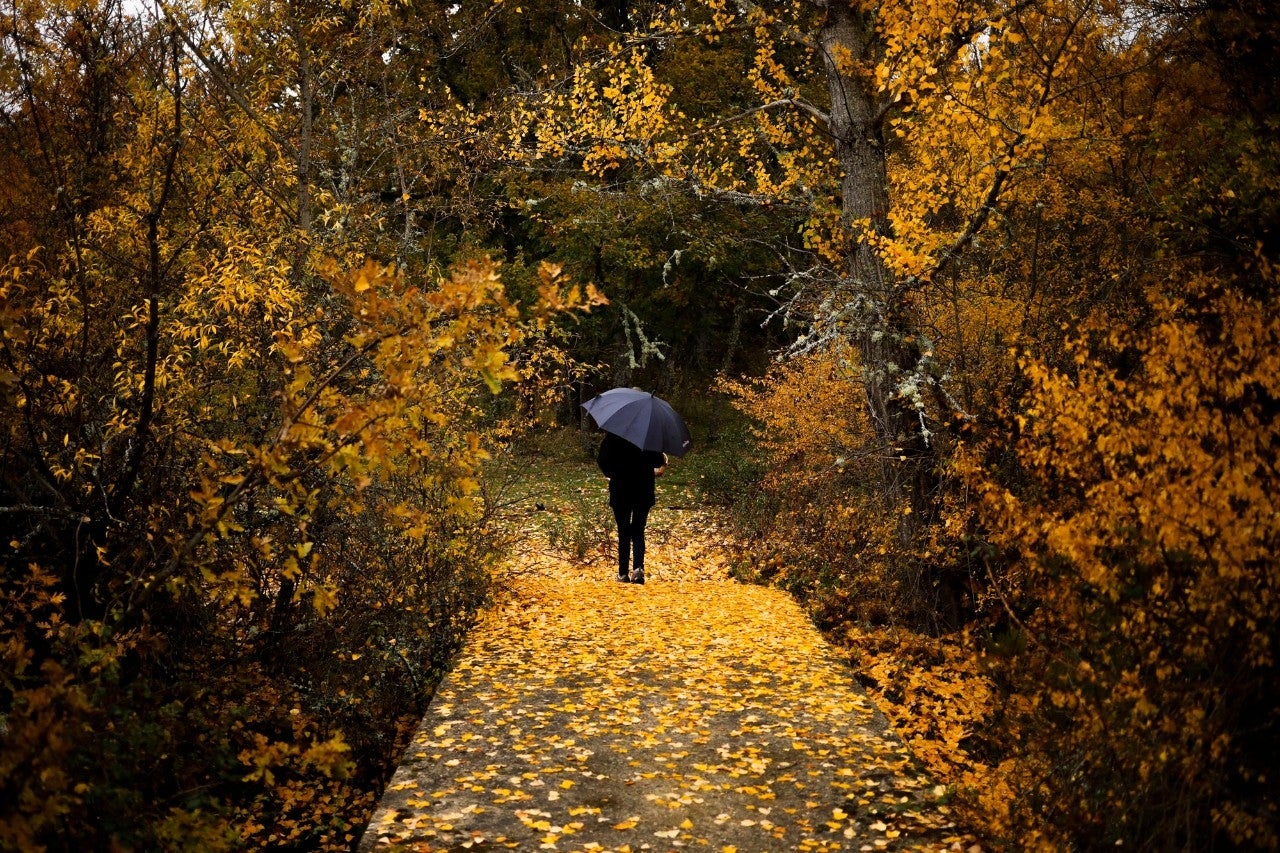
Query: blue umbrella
xmin=581 ymin=388 xmax=692 ymax=457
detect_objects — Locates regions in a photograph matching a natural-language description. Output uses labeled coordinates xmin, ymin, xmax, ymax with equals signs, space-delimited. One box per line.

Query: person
xmin=596 ymin=431 xmax=667 ymax=584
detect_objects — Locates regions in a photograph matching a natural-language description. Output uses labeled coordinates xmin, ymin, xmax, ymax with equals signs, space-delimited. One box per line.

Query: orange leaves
xmin=257 ymin=257 xmax=553 ymax=497
xmin=988 ymin=278 xmax=1280 ymax=609
xmin=526 ymin=261 xmax=608 ymax=332
xmin=842 ymin=627 xmax=992 ymax=779
xmin=725 ymin=343 xmax=867 ymax=479
xmin=955 ymin=272 xmax=1280 ymax=847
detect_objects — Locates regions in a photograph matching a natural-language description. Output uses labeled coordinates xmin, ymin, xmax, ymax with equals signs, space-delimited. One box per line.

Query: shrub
xmin=963 ymin=276 xmax=1280 ymax=849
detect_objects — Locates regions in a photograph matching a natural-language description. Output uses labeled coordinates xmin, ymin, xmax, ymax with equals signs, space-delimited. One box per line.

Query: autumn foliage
xmin=704 ymin=0 xmax=1280 ymax=848
xmin=0 ymin=1 xmax=600 ymax=847
xmin=959 ymin=275 xmax=1280 ymax=847
xmin=3 ymin=0 xmax=1278 ymax=849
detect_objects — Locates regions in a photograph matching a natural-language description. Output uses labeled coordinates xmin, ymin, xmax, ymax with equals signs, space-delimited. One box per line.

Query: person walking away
xmin=597 ymin=432 xmax=666 ymax=584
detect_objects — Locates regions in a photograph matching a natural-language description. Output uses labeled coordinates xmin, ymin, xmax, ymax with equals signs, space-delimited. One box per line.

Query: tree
xmin=0 ymin=0 xmax=603 ymax=846
xmin=509 ymin=0 xmax=1113 ymax=528
xmin=513 ymin=2 xmax=1280 ymax=845
xmin=497 ymin=1 xmax=799 ymax=403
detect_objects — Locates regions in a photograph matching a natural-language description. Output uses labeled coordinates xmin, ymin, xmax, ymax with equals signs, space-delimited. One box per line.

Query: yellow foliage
xmin=723 ymin=343 xmax=867 ymax=479
xmin=722 ymin=344 xmax=947 ymax=634
xmin=960 ymin=273 xmax=1280 ymax=847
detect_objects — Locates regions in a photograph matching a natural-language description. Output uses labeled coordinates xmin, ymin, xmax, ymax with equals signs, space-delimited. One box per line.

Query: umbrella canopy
xmin=582 ymin=388 xmax=692 ymax=457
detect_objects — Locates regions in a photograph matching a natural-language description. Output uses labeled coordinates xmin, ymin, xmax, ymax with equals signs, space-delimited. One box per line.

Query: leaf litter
xmin=360 ymin=480 xmax=982 ymax=852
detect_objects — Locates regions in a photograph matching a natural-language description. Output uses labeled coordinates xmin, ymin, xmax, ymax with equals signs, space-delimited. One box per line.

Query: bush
xmin=0 ymin=256 xmax=596 ymax=850
xmin=963 ymin=278 xmax=1280 ymax=849
xmin=721 ymin=346 xmax=954 ymax=631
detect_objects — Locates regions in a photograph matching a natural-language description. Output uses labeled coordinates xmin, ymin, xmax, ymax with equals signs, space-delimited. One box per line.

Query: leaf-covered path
xmin=359 ymin=482 xmax=979 ymax=852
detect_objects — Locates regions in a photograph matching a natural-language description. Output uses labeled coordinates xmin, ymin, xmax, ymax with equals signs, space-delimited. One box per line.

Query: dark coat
xmin=596 ymin=433 xmax=666 ymax=509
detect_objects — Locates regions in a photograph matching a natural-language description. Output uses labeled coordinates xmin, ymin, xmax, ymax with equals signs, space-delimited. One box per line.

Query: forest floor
xmin=357 ymin=458 xmax=983 ymax=852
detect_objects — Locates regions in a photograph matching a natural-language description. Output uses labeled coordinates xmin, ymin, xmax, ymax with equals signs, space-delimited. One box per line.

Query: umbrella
xmin=581 ymin=388 xmax=693 ymax=457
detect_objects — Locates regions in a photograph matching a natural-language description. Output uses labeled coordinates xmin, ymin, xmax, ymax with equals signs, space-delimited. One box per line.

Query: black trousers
xmin=612 ymin=504 xmax=651 ymax=576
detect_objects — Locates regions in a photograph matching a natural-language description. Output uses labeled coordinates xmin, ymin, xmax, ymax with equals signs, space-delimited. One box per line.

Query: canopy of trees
xmin=2 ymin=0 xmax=1275 ymax=849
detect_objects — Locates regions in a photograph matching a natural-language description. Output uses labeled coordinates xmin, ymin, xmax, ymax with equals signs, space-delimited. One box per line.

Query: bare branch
xmin=677 ymin=97 xmax=830 ymax=142
xmin=0 ymin=505 xmax=87 ymax=520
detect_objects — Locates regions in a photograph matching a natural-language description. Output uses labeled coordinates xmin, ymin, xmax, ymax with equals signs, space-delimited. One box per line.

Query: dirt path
xmin=358 ymin=488 xmax=979 ymax=852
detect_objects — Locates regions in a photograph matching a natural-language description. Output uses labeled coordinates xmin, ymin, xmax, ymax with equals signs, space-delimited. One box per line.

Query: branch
xmin=678 ymin=97 xmax=830 ymax=142
xmin=920 ymin=0 xmax=1081 ymax=284
xmin=155 ymin=0 xmax=296 ymax=158
xmin=928 ymin=145 xmax=1017 ymax=281
xmin=111 ymin=30 xmax=185 ymax=518
xmin=0 ymin=504 xmax=87 ymax=520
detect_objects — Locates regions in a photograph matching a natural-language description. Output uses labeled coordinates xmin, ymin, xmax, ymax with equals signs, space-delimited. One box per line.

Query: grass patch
xmin=485 ymin=419 xmax=761 ymax=576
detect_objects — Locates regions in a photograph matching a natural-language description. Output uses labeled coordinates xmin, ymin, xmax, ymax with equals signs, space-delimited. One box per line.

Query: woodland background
xmin=1 ymin=0 xmax=1276 ymax=850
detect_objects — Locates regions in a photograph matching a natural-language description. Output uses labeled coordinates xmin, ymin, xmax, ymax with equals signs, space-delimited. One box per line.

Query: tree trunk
xmin=818 ymin=3 xmax=937 ymax=540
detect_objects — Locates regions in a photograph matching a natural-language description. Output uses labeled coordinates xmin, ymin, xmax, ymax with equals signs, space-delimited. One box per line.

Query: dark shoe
xmin=616 ymin=573 xmax=630 ymax=583
xmin=630 ymin=569 xmax=645 ymax=585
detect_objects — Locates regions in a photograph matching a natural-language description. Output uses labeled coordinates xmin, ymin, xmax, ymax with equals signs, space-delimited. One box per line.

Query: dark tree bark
xmin=814 ymin=1 xmax=937 ymax=539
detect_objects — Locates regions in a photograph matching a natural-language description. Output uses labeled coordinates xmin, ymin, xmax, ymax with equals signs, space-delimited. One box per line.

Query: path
xmin=358 ymin=480 xmax=979 ymax=852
